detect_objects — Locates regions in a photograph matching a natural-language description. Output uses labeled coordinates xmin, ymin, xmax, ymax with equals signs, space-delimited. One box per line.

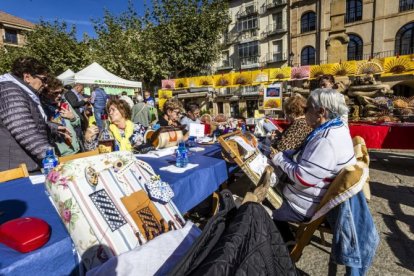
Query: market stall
xmin=58 ymin=62 xmax=142 ymax=95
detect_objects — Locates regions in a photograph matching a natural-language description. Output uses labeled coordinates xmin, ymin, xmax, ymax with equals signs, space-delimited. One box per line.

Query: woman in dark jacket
xmin=0 ymin=57 xmax=69 ymax=172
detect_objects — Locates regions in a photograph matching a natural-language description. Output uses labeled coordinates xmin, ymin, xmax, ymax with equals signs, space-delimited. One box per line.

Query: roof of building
xmin=0 ymin=10 xmax=35 ymax=29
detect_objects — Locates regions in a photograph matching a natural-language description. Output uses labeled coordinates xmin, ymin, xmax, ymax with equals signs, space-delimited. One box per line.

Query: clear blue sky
xmin=1 ymin=0 xmax=148 ymax=40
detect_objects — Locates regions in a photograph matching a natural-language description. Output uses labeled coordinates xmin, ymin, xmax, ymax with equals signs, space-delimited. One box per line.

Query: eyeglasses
xmin=35 ymin=75 xmax=48 ymax=84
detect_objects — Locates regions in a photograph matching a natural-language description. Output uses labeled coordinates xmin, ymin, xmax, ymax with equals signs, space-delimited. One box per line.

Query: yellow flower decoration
xmin=356 ymin=60 xmax=384 ymax=75
xmin=197 ymin=76 xmax=214 ymax=86
xmin=269 ymin=67 xmax=291 ymax=81
xmin=332 ymin=61 xmax=357 ymax=76
xmin=310 ymin=64 xmax=334 ymax=79
xmin=382 ymin=56 xmax=414 ymax=76
xmin=175 ymin=78 xmax=189 ymax=89
xmin=232 ymin=71 xmax=252 ymax=86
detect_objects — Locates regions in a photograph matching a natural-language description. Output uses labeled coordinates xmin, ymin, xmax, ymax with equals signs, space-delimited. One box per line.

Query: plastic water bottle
xmin=42 ymin=147 xmax=58 ymax=175
xmin=187 ymin=136 xmax=196 ymax=148
xmin=241 ymin=123 xmax=246 ymax=133
xmin=176 ymin=141 xmax=189 ymax=168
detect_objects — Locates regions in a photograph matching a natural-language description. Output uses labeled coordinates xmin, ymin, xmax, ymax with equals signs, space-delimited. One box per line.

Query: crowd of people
xmin=1 ymin=56 xmax=378 ymax=274
xmin=0 ymin=57 xmax=204 ymax=172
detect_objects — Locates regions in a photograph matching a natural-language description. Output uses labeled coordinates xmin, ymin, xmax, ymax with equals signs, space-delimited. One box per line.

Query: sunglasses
xmin=35 ymin=75 xmax=48 ymax=83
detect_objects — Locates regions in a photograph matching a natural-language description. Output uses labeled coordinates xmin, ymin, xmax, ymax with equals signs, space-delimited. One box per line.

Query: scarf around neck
xmin=109 ymin=120 xmax=134 ymax=151
xmin=294 ymin=117 xmax=343 ymax=157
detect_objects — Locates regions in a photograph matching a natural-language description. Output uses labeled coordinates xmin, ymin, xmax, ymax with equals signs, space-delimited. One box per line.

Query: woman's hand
xmin=269 ymin=147 xmax=279 ymax=160
xmin=60 ymin=108 xmax=75 ymax=120
xmin=85 ymin=125 xmax=99 ymax=142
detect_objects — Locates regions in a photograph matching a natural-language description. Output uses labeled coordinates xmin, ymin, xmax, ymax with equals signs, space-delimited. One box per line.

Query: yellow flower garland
xmin=109 ymin=120 xmax=134 ymax=151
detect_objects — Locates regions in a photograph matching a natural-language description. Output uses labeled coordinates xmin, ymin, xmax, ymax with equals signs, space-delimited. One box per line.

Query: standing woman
xmin=40 ymin=78 xmax=82 ymax=156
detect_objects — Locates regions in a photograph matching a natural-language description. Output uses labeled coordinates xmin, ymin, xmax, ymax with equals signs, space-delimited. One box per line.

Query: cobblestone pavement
xmin=295 ymin=150 xmax=414 ymax=276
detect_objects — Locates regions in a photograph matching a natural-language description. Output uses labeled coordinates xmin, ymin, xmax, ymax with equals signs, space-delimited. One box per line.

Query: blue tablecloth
xmin=138 ymin=144 xmax=237 ymax=213
xmin=0 ymin=178 xmax=78 ymax=275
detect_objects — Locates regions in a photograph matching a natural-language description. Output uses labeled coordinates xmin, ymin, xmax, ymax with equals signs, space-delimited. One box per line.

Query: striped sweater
xmin=273 ymin=123 xmax=356 ymax=218
xmin=0 ymin=79 xmax=55 ymax=171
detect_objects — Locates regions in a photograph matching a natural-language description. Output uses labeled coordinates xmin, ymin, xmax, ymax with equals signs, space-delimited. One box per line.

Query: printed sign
xmin=189 ymin=123 xmax=205 ymax=138
xmin=263 ymin=83 xmax=282 ymax=110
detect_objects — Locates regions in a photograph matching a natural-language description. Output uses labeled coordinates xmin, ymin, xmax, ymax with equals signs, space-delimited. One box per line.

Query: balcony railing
xmin=400 ymin=0 xmax=414 ymax=12
xmin=236 ymin=5 xmax=258 ymax=19
xmin=262 ymin=23 xmax=287 ymax=37
xmin=217 ymin=59 xmax=234 ymax=70
xmin=237 ymin=29 xmax=259 ymax=42
xmin=240 ymin=85 xmax=260 ymax=96
xmin=240 ymin=56 xmax=260 ymax=69
xmin=222 ymin=33 xmax=237 ymax=44
xmin=261 ymin=0 xmax=287 ymax=13
xmin=216 ymin=87 xmax=239 ymax=96
xmin=266 ymin=52 xmax=287 ymax=63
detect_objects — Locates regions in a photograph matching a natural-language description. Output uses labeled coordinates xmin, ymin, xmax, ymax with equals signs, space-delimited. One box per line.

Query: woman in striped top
xmin=272 ymin=88 xmax=356 ymax=224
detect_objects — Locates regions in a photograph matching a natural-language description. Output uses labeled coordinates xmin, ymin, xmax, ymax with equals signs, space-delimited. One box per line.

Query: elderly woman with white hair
xmin=271 ymin=88 xmax=356 ymax=228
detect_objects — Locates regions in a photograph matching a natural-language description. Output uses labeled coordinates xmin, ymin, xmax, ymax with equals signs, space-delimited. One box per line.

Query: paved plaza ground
xmin=295 ymin=150 xmax=414 ymax=275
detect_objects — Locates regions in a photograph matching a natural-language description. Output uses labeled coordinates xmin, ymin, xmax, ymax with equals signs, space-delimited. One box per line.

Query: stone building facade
xmin=290 ymin=0 xmax=414 ymax=96
xmin=211 ymin=0 xmax=290 ymax=118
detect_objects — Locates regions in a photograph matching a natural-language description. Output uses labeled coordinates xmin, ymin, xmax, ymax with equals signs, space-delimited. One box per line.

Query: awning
xmin=178 ymin=92 xmax=208 ymax=99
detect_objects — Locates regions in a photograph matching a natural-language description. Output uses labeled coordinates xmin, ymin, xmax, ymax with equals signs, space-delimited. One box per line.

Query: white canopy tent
xmin=58 ymin=62 xmax=142 ymax=89
xmin=57 ymin=69 xmax=75 ymax=80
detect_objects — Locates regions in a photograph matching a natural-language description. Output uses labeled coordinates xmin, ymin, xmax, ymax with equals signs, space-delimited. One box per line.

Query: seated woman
xmin=272 ymin=88 xmax=356 ymax=223
xmin=180 ymin=102 xmax=201 ymax=131
xmin=85 ymin=98 xmax=146 ymax=151
xmin=157 ymin=98 xmax=183 ymax=127
xmin=271 ymin=94 xmax=312 ymax=153
xmin=40 ymin=78 xmax=82 ymax=156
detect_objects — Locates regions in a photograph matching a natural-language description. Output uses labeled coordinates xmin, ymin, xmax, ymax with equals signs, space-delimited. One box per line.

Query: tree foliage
xmin=26 ymin=20 xmax=91 ymax=75
xmin=0 ymin=0 xmax=230 ymax=86
xmin=0 ymin=20 xmax=90 ymax=75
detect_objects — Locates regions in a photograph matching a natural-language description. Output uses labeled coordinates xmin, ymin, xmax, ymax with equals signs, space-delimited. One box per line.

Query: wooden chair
xmin=290 ymin=166 xmax=369 ymax=262
xmin=59 ymin=149 xmax=100 ymax=164
xmin=0 ymin=163 xmax=29 ymax=183
xmin=290 ymin=136 xmax=370 ymax=262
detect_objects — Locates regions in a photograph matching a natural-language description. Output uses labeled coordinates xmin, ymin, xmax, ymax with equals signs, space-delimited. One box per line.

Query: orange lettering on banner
xmin=168 ymin=131 xmax=177 ymax=142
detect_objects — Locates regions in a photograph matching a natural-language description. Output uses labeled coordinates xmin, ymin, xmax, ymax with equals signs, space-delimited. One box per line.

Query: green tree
xmin=25 ymin=20 xmax=90 ymax=75
xmin=91 ymin=0 xmax=230 ymax=85
xmin=146 ymin=0 xmax=230 ymax=79
xmin=0 ymin=45 xmax=28 ymax=74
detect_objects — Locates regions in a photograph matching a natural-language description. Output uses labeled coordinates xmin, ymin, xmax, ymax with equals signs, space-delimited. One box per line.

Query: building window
xmin=400 ymin=0 xmax=414 ymax=12
xmin=237 ymin=16 xmax=258 ymax=32
xmin=395 ymin=22 xmax=414 ymax=55
xmin=347 ymin=34 xmax=363 ymax=60
xmin=345 ymin=0 xmax=362 ymax=23
xmin=301 ymin=12 xmax=316 ymax=33
xmin=238 ymin=41 xmax=259 ymax=65
xmin=272 ymin=12 xmax=283 ymax=30
xmin=301 ymin=46 xmax=315 ymax=65
xmin=238 ymin=41 xmax=259 ymax=58
xmin=4 ymin=29 xmax=18 ymax=44
xmin=272 ymin=40 xmax=283 ymax=62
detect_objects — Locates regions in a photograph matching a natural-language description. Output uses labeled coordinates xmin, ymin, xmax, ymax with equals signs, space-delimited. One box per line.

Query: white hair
xmin=308 ymin=88 xmax=348 ymax=120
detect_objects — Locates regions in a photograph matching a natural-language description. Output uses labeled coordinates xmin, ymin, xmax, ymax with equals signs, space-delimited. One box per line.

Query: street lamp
xmin=289 ymin=52 xmax=295 ymax=66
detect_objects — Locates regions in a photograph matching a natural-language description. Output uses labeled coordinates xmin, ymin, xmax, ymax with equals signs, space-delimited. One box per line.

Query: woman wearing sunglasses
xmin=157 ymin=98 xmax=184 ymax=127
xmin=0 ymin=57 xmax=70 ymax=172
xmin=40 ymin=78 xmax=82 ymax=157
